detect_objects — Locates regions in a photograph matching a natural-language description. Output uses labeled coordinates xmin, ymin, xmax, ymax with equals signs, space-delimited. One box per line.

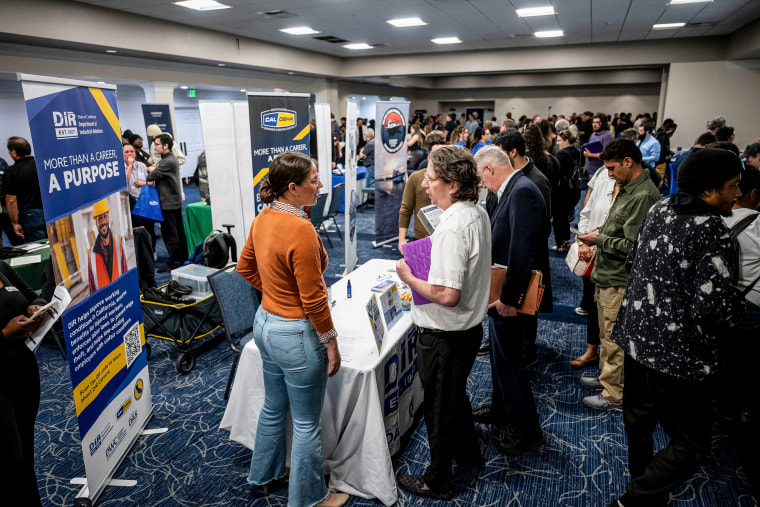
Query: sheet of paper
xmin=11 ymin=254 xmax=42 ymax=266
xmin=26 ymin=286 xmax=72 ymax=353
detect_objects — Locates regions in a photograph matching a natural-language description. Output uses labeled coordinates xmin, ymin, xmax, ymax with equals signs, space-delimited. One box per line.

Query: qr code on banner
xmin=124 ymin=322 xmax=142 ymax=369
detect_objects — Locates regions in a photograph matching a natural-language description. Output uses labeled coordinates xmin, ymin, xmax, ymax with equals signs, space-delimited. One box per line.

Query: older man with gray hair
xmin=471 ymin=145 xmax=548 ymax=455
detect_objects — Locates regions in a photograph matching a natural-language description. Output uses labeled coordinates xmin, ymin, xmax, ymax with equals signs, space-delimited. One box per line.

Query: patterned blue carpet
xmin=31 ymin=187 xmax=756 ymax=506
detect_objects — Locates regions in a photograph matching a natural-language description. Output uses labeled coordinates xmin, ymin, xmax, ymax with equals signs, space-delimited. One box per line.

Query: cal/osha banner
xmin=374 ymin=101 xmax=410 ymax=243
xmin=19 ymin=74 xmax=153 ymax=502
xmin=247 ymin=93 xmax=311 ymax=216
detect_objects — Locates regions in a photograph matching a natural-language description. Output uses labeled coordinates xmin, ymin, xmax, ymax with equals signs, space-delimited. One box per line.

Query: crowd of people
xmin=4 ymin=106 xmax=760 ymax=506
xmin=285 ymin=109 xmax=760 ymax=506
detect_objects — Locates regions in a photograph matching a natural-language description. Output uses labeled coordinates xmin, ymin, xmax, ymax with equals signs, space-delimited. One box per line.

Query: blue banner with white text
xmin=20 ymin=74 xmax=153 ymax=503
xmin=248 ymin=94 xmax=311 ymax=216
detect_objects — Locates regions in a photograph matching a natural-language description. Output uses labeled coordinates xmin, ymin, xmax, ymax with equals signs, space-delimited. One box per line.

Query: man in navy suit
xmin=472 ymin=145 xmax=548 ymax=454
xmin=485 ymin=129 xmax=554 ymax=365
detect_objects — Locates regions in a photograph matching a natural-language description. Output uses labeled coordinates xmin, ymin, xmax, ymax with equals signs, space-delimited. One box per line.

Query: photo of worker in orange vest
xmin=88 ymin=198 xmax=128 ymax=294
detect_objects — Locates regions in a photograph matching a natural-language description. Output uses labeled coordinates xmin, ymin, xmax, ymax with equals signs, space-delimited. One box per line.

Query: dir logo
xmin=134 ymin=378 xmax=144 ymax=400
xmin=53 ymin=111 xmax=78 ymax=140
xmin=261 ymin=109 xmax=297 ymax=131
xmin=89 ymin=434 xmax=102 ymax=456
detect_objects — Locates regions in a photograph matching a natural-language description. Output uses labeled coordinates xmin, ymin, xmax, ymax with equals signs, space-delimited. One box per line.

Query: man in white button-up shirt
xmin=395 ymin=145 xmax=491 ymax=501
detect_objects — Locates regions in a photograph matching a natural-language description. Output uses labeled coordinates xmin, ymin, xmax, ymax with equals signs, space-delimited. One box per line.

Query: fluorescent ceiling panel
xmin=516 ymin=6 xmax=555 ymax=17
xmin=670 ymin=0 xmax=711 ymax=4
xmin=387 ymin=17 xmax=427 ymax=27
xmin=535 ymin=30 xmax=564 ymax=38
xmin=343 ymin=43 xmax=373 ymax=50
xmin=432 ymin=37 xmax=462 ymax=44
xmin=280 ymin=26 xmax=320 ymax=35
xmin=653 ymin=22 xmax=686 ymax=29
xmin=174 ymin=0 xmax=230 ymax=11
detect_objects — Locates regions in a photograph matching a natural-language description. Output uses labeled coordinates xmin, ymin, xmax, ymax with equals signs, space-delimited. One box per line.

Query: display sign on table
xmin=19 ymin=73 xmax=153 ymax=503
xmin=247 ymin=93 xmax=311 ymax=216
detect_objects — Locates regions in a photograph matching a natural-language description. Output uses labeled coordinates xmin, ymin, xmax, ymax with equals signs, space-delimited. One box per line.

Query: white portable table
xmin=219 ymin=259 xmax=423 ymax=506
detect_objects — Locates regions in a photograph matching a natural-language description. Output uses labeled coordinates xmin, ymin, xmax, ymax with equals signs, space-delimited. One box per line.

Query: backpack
xmin=569 ymin=147 xmax=588 ymax=191
xmin=203 ymin=230 xmax=237 ymax=269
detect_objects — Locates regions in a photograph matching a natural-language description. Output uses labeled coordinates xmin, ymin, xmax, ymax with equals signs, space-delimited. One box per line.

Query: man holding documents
xmin=583 ymin=113 xmax=615 ymax=177
xmin=472 ymin=145 xmax=549 ymax=454
xmin=577 ymin=139 xmax=659 ymax=412
xmin=395 ymin=145 xmax=491 ymax=501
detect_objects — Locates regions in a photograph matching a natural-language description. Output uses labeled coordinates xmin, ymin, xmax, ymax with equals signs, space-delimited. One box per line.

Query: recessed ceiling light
xmin=535 ymin=30 xmax=564 ymax=38
xmin=362 ymin=97 xmax=366 ymax=100
xmin=180 ymin=85 xmax=188 ymax=89
xmin=105 ymin=49 xmax=118 ymax=54
xmin=516 ymin=6 xmax=555 ymax=17
xmin=174 ymin=0 xmax=230 ymax=11
xmin=288 ymin=71 xmax=294 ymax=75
xmin=280 ymin=26 xmax=320 ymax=35
xmin=343 ymin=43 xmax=373 ymax=50
xmin=653 ymin=22 xmax=686 ymax=29
xmin=670 ymin=0 xmax=711 ymax=4
xmin=431 ymin=37 xmax=462 ymax=45
xmin=217 ymin=63 xmax=226 ymax=67
xmin=387 ymin=17 xmax=427 ymax=27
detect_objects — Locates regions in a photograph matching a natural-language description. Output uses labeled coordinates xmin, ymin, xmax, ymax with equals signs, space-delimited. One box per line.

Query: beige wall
xmin=663 ymin=60 xmax=760 ymax=150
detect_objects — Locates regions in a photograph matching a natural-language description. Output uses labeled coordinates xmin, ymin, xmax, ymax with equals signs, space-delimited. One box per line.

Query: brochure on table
xmin=365 ymin=282 xmax=403 ymax=352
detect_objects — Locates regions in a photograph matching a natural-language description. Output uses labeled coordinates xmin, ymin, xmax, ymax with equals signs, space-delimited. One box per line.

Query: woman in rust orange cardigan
xmin=237 ymin=152 xmax=347 ymax=507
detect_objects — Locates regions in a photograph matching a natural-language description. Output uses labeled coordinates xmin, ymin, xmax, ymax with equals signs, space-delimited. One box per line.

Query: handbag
xmin=132 ymin=185 xmax=164 ymax=222
xmin=565 ymin=241 xmax=589 ymax=276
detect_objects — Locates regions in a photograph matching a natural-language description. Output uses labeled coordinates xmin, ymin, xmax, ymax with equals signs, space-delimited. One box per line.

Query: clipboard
xmin=490 ymin=267 xmax=545 ymax=315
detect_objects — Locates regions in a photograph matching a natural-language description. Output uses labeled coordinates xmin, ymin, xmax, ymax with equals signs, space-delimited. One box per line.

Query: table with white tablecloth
xmin=219 ymin=259 xmax=423 ymax=506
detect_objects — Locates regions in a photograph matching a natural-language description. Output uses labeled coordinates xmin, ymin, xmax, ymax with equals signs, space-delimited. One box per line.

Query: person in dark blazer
xmin=471 ymin=145 xmax=548 ymax=454
xmin=488 ymin=129 xmax=553 ymax=365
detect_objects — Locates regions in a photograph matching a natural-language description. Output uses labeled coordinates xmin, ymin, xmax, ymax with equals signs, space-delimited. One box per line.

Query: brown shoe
xmin=571 ymin=353 xmax=599 ymax=369
xmin=315 ymin=492 xmax=349 ymax=507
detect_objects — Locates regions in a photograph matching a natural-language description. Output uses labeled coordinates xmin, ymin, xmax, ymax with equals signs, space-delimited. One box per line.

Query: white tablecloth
xmin=219 ymin=259 xmax=424 ymax=506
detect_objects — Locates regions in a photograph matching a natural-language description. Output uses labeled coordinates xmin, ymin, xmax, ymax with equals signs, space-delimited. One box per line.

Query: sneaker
xmin=580 ymin=375 xmax=603 ymax=391
xmin=574 ymin=307 xmax=589 ymax=316
xmin=583 ymin=393 xmax=622 ymax=412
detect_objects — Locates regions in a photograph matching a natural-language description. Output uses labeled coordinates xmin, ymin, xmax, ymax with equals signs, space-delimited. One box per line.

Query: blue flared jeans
xmin=247 ymin=307 xmax=329 ymax=507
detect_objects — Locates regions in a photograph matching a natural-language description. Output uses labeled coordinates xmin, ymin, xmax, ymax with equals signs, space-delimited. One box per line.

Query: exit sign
xmin=188 ymin=89 xmax=196 ymax=98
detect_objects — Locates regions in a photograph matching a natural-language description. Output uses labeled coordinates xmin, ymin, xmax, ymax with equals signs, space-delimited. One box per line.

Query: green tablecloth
xmin=184 ymin=201 xmax=213 ymax=254
xmin=3 ymin=240 xmax=50 ymax=291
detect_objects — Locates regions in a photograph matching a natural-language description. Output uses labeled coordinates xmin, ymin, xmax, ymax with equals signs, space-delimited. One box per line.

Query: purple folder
xmin=402 ymin=237 xmax=433 ymax=305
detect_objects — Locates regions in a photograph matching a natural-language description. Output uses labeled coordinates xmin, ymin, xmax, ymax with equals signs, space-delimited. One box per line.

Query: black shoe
xmin=397 ymin=474 xmax=453 ymax=501
xmin=472 ymin=405 xmax=497 ymax=424
xmin=493 ymin=428 xmax=545 ymax=455
xmin=167 ymin=280 xmax=192 ymax=296
xmin=478 ymin=339 xmax=490 ymax=355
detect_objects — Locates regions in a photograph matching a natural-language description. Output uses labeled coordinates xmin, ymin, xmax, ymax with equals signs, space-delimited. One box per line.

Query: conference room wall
xmin=408 ymin=85 xmax=660 ymax=128
xmin=663 ymin=60 xmax=760 ymax=151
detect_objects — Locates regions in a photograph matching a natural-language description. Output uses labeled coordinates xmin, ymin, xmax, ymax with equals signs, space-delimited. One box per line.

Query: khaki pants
xmin=595 ymin=286 xmax=626 ymax=403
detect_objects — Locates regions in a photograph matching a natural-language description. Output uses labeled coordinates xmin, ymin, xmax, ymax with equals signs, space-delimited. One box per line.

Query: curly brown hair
xmin=428 ymin=145 xmax=481 ymax=203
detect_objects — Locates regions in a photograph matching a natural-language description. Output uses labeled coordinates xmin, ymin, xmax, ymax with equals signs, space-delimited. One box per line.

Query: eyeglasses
xmin=423 ymin=174 xmax=438 ymax=183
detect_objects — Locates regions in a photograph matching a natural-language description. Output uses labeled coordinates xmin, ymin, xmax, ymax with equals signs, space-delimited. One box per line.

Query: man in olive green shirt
xmin=578 ymin=139 xmax=660 ymax=412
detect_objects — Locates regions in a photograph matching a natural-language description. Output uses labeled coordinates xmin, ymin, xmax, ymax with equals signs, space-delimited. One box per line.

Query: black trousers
xmin=160 ymin=208 xmax=188 ymax=268
xmin=490 ymin=314 xmax=543 ymax=440
xmin=0 ymin=345 xmax=42 ymax=507
xmin=417 ymin=325 xmax=482 ymax=490
xmin=621 ymin=355 xmax=712 ymax=507
xmin=581 ymin=277 xmax=600 ymax=346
